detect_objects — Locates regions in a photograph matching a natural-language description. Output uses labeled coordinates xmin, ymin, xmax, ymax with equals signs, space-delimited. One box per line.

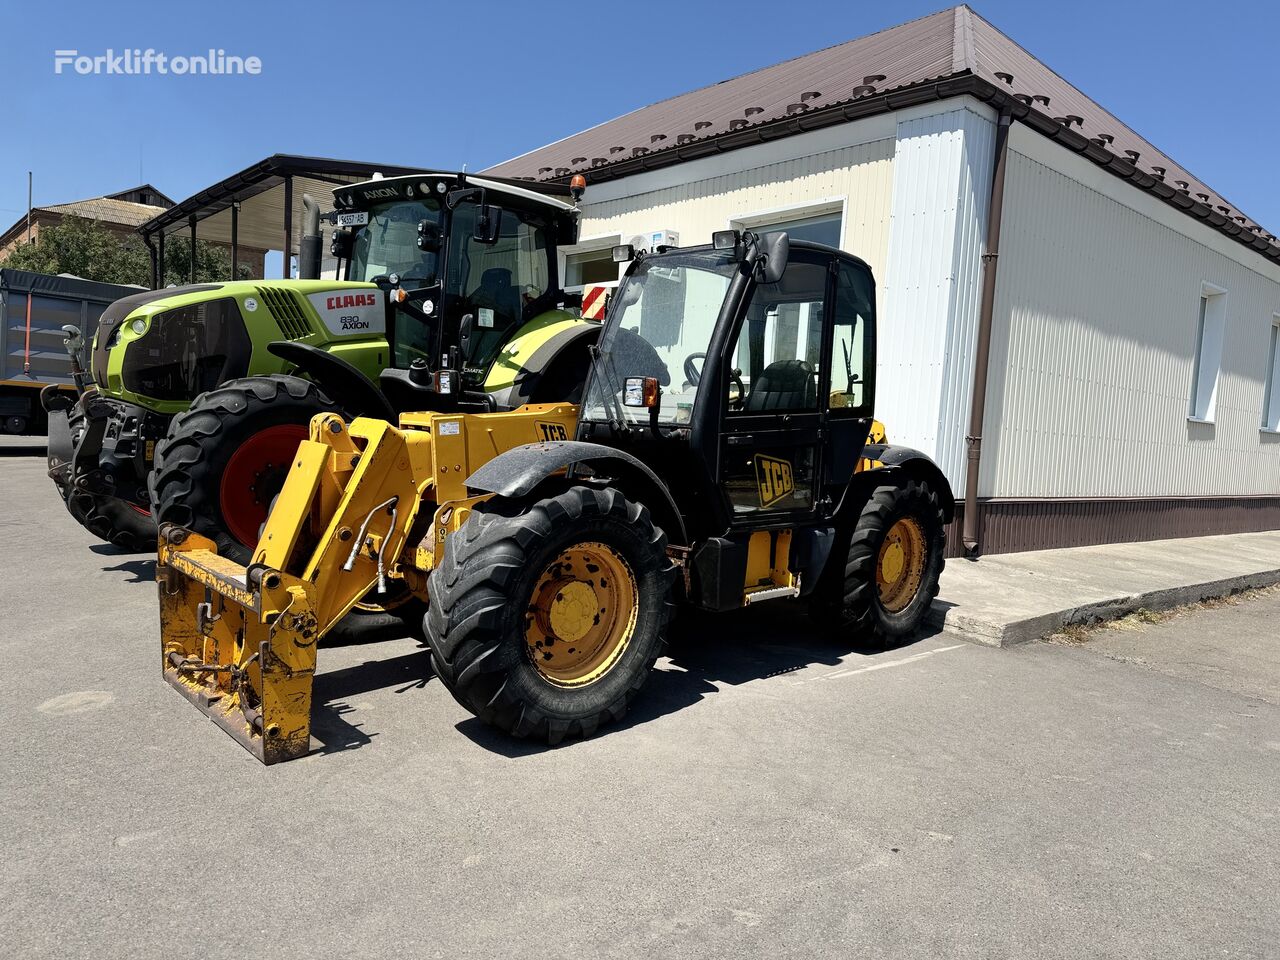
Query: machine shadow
xmin=454 ymin=602 xmax=943 ymax=758
xmin=309 ymin=648 xmax=434 ymax=755
xmin=100 ymin=557 xmax=156 ymax=583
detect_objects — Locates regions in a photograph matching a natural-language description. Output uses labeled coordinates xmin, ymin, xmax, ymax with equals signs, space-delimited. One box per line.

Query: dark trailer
xmin=0 ymin=269 xmax=141 ymax=434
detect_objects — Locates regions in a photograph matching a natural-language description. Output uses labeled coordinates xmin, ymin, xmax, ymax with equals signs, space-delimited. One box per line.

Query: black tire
xmin=55 ymin=400 xmax=155 ymax=552
xmin=810 ymin=480 xmax=946 ymax=642
xmin=66 ymin=489 xmax=155 ymax=551
xmin=427 ymin=485 xmax=675 ymax=745
xmin=149 ymin=374 xmax=339 ymax=565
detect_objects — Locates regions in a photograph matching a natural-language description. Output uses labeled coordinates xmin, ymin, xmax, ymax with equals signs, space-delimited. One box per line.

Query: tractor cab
xmin=330 ymin=172 xmax=589 ymax=409
xmin=576 ymin=230 xmax=880 ymax=545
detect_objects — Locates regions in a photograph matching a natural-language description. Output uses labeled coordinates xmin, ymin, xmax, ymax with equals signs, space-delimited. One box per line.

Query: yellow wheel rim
xmin=876 ymin=517 xmax=926 ymax=614
xmin=525 ymin=542 xmax=638 ymax=687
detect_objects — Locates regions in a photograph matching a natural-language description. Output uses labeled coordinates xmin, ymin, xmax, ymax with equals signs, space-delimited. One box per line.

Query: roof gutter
xmin=963 ymin=106 xmax=1012 ymax=557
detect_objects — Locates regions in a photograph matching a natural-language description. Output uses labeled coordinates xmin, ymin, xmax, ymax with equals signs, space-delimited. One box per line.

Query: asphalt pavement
xmin=2 ymin=453 xmax=1276 ymax=960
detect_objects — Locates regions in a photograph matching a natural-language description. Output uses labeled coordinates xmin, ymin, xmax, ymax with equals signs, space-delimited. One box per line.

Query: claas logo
xmin=754 ymin=454 xmax=794 ymax=508
xmin=325 ymin=293 xmax=377 ymax=310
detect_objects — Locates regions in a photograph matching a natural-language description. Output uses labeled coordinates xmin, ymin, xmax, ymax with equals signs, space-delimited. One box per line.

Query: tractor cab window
xmin=580 ymin=251 xmax=735 ymax=426
xmin=726 ymin=261 xmax=827 ymax=414
xmin=829 ymin=261 xmax=875 ymax=414
xmin=349 ymin=200 xmax=441 ymax=284
xmin=446 ymin=204 xmax=552 ymax=380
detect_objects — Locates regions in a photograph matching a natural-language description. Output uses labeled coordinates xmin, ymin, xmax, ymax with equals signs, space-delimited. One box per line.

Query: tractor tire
xmin=810 ymin=480 xmax=946 ymax=642
xmin=149 ymin=375 xmax=339 ymax=565
xmin=56 ymin=400 xmax=156 ymax=552
xmin=426 ymin=485 xmax=675 ymax=745
xmin=66 ymin=490 xmax=156 ymax=552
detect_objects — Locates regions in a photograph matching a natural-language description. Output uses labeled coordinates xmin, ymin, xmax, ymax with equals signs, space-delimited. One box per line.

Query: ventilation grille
xmin=256 ymin=287 xmax=312 ymax=340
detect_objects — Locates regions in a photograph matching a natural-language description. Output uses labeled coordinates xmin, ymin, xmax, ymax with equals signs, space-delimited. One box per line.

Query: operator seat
xmin=743 ymin=359 xmax=817 ymax=412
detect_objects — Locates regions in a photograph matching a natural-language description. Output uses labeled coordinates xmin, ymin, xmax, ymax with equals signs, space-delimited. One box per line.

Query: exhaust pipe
xmin=298 ymin=194 xmax=322 ymax=281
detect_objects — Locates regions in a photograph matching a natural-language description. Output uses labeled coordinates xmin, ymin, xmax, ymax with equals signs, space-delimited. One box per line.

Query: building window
xmin=564 ymin=249 xmax=618 ymax=289
xmin=731 ymin=200 xmax=844 ymax=250
xmin=1189 ymin=283 xmax=1227 ymax=422
xmin=1263 ymin=315 xmax=1280 ymax=432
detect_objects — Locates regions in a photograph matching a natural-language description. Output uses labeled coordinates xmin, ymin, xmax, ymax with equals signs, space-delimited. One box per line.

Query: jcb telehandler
xmin=47 ymin=172 xmax=597 ymax=564
xmin=158 ymin=228 xmax=950 ymax=762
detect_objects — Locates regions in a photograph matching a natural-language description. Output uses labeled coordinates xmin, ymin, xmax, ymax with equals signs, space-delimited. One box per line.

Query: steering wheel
xmin=683 ymin=352 xmax=707 ymax=386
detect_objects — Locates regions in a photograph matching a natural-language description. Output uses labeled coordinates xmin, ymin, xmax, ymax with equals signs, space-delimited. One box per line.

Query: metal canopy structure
xmin=137 ymin=154 xmax=426 ymax=286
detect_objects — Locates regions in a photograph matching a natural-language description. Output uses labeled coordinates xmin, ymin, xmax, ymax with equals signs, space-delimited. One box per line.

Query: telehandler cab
xmin=158 ymin=229 xmax=950 ymax=762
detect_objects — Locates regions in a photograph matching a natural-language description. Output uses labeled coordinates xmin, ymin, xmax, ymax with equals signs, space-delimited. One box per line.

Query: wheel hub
xmin=525 ymin=542 xmax=638 ymax=687
xmin=876 ymin=517 xmax=926 ymax=614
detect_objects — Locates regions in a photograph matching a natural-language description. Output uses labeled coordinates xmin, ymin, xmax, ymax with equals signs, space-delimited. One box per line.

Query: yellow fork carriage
xmin=157 ymin=403 xmax=578 ymax=763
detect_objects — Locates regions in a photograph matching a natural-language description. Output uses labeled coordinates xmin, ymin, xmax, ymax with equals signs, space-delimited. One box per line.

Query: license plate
xmin=333 ymin=211 xmax=369 ymax=227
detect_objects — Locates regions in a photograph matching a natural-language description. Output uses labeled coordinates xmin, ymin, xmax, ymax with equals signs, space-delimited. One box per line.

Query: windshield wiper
xmin=587 ymin=343 xmax=630 ymax=435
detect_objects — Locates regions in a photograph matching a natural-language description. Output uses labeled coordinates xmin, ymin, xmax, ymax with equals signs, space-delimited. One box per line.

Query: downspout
xmin=963 ymin=107 xmax=1012 ymax=558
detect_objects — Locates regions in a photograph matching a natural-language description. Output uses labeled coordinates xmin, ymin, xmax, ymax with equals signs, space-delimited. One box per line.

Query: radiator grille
xmin=256 ymin=287 xmax=312 ymax=340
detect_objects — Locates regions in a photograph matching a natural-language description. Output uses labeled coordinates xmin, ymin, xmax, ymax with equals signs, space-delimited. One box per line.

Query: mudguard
xmin=838 ymin=444 xmax=956 ymax=522
xmin=465 ymin=440 xmax=688 ymax=544
xmin=267 ymin=341 xmax=396 ymax=421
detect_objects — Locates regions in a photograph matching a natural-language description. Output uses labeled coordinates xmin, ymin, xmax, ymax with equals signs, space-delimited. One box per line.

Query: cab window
xmin=726 ymin=261 xmax=827 ymax=414
xmin=829 ymin=261 xmax=875 ymax=414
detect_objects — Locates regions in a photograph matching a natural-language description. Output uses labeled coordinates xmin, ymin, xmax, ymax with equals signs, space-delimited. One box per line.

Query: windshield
xmin=349 ymin=199 xmax=441 ymax=284
xmin=581 ymin=251 xmax=736 ymax=425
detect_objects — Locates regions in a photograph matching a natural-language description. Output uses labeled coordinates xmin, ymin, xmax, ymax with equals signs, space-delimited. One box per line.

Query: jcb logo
xmin=536 ymin=421 xmax=569 ymax=442
xmin=754 ymin=454 xmax=794 ymax=508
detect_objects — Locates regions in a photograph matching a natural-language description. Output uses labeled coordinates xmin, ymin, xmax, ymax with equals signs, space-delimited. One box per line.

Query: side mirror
xmin=416 ymin=220 xmax=442 ymax=252
xmin=473 ymin=205 xmax=502 ymax=245
xmin=458 ymin=313 xmax=475 ymax=360
xmin=758 ymin=231 xmax=789 ymax=284
xmin=330 ymin=228 xmax=355 ymax=261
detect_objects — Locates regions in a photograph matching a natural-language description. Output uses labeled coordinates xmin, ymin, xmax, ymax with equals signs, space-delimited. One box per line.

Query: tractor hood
xmin=91 ymin=280 xmax=383 ymax=399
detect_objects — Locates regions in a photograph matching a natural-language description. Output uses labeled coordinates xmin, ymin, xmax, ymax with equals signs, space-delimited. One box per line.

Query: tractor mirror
xmin=417 ymin=219 xmax=442 ymax=252
xmin=612 ymin=244 xmax=636 ymax=263
xmin=458 ymin=313 xmax=475 ymax=360
xmin=758 ymin=231 xmax=789 ymax=284
xmin=473 ymin=205 xmax=503 ymax=245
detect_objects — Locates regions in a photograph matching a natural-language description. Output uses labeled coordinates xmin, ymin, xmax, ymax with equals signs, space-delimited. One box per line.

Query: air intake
xmin=256 ymin=287 xmax=312 ymax=341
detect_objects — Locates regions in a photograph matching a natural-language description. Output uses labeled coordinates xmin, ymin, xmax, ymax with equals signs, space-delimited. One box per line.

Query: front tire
xmin=810 ymin=480 xmax=946 ymax=642
xmin=149 ymin=375 xmax=338 ymax=564
xmin=426 ymin=485 xmax=674 ymax=745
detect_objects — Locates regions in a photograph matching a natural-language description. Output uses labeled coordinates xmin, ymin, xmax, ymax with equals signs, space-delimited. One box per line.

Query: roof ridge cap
xmin=952 ymin=4 xmax=977 ymax=74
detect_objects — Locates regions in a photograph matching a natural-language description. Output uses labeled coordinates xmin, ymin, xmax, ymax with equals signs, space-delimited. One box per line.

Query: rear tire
xmin=66 ymin=490 xmax=155 ymax=552
xmin=810 ymin=480 xmax=945 ymax=642
xmin=427 ymin=485 xmax=674 ymax=745
xmin=55 ymin=400 xmax=155 ymax=552
xmin=149 ymin=375 xmax=338 ymax=565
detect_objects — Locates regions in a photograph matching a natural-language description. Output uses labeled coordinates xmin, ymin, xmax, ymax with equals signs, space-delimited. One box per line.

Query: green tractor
xmin=46 ymin=171 xmax=599 ymax=559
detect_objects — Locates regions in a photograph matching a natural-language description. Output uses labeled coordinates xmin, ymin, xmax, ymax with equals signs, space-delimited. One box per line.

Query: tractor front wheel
xmin=149 ymin=375 xmax=338 ymax=565
xmin=810 ymin=479 xmax=946 ymax=642
xmin=426 ymin=485 xmax=675 ymax=744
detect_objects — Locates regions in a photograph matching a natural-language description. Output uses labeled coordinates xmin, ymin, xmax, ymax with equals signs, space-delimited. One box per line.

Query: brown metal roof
xmin=38 ymin=196 xmax=168 ymax=228
xmin=485 ymin=5 xmax=1277 ymax=263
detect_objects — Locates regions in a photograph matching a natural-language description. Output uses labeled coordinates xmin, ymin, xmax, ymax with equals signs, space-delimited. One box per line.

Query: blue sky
xmin=3 ymin=0 xmax=1277 ymax=236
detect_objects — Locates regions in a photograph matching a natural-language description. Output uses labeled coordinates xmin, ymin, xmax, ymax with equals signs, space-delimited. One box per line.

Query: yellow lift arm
xmin=157 ymin=403 xmax=577 ymax=763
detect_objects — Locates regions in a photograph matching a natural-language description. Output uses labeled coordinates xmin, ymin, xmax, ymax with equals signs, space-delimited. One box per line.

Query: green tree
xmin=3 ymin=215 xmax=250 ymax=286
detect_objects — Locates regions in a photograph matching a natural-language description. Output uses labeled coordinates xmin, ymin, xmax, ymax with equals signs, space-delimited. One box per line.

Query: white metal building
xmin=486 ymin=4 xmax=1280 ymax=554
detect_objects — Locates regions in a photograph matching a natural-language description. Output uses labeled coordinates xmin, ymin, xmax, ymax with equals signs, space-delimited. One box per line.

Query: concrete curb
xmin=927 ymin=567 xmax=1280 ymax=648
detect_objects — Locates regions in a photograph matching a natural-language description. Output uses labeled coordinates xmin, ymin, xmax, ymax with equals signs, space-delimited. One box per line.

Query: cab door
xmin=715 ymin=251 xmax=833 ymax=526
